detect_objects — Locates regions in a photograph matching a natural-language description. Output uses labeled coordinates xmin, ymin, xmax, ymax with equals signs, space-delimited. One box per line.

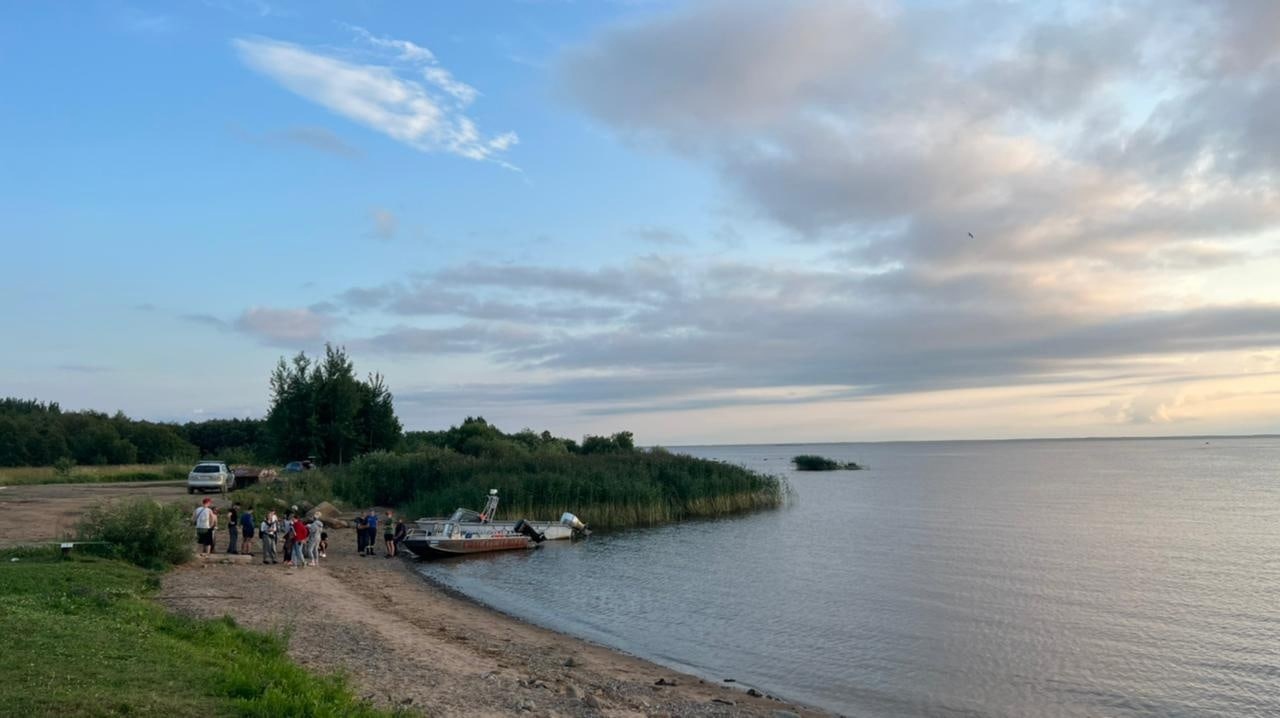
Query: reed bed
xmin=333 ymin=449 xmax=788 ymax=531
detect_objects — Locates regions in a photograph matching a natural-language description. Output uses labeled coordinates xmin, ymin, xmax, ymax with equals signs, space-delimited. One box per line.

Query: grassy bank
xmin=0 ymin=463 xmax=187 ymax=486
xmin=0 ymin=548 xmax=397 ymax=717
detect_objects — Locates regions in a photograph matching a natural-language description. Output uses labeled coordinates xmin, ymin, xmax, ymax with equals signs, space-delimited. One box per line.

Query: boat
xmin=402 ymin=489 xmax=589 ymax=559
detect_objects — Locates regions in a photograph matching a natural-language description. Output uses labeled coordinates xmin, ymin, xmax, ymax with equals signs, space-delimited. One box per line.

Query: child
xmin=319 ymin=530 xmax=328 ymax=558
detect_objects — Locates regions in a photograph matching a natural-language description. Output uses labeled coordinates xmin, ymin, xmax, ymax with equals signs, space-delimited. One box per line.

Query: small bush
xmin=76 ymin=498 xmax=194 ymax=569
xmin=792 ymin=455 xmax=862 ymax=471
xmin=52 ymin=457 xmax=76 ymax=477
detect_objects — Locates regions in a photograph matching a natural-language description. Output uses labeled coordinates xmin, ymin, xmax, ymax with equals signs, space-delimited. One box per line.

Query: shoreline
xmin=162 ymin=529 xmax=828 ymax=717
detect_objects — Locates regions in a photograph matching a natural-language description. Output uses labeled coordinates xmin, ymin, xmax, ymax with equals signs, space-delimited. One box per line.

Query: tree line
xmin=0 ymin=345 xmax=402 ymax=468
xmin=1 ymin=345 xmax=645 ymax=469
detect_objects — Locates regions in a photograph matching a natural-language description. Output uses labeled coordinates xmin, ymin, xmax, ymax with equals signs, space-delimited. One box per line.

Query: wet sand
xmin=0 ymin=480 xmax=825 ymax=717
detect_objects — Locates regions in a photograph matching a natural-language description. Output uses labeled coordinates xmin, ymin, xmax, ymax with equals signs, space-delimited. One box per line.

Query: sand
xmin=0 ymin=480 xmax=825 ymax=717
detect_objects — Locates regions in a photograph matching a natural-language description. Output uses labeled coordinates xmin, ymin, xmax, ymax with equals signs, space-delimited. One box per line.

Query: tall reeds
xmin=331 ymin=448 xmax=786 ymax=531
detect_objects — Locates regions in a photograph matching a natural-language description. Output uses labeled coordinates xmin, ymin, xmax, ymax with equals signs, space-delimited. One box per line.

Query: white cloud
xmin=234 ymin=34 xmax=516 ymax=163
xmin=234 ymin=306 xmax=337 ymax=346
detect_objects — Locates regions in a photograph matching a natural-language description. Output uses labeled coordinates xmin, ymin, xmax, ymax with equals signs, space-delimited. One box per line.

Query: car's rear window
xmin=193 ymin=464 xmax=221 ymax=473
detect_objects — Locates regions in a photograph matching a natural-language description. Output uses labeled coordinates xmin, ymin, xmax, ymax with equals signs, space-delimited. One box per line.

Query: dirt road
xmin=0 ymin=480 xmax=192 ymax=546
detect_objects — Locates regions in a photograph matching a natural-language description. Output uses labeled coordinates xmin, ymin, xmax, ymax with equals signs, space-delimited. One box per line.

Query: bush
xmin=76 ymin=498 xmax=194 ymax=569
xmin=792 ymin=455 xmax=862 ymax=471
xmin=52 ymin=456 xmax=76 ymax=477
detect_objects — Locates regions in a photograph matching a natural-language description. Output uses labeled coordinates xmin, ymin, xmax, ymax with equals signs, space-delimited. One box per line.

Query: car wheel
xmin=188 ymin=488 xmax=194 ymax=494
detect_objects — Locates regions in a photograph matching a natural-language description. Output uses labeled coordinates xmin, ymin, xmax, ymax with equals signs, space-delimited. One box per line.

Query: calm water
xmin=415 ymin=438 xmax=1280 ymax=717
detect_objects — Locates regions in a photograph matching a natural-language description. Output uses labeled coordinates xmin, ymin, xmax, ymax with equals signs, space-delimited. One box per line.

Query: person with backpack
xmin=290 ymin=515 xmax=309 ymax=568
xmin=260 ymin=510 xmax=279 ymax=564
xmin=239 ymin=506 xmax=255 ymax=557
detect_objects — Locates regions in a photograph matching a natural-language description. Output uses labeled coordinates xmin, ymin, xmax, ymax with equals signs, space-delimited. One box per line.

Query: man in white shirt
xmin=193 ymin=497 xmax=215 ymax=555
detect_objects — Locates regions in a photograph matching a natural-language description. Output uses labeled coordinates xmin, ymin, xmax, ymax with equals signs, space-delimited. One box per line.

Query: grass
xmin=0 ymin=550 xmax=401 ymax=717
xmin=0 ymin=463 xmax=188 ymax=486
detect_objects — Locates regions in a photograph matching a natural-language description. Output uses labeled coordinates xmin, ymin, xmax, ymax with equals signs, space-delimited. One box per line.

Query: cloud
xmin=329 ymin=255 xmax=1280 ymax=414
xmin=233 ymin=306 xmax=338 ymax=346
xmin=230 ymin=123 xmax=364 ymax=158
xmin=234 ymin=33 xmax=517 ymax=163
xmin=369 ymin=207 xmax=398 ymax=240
xmin=557 ymin=0 xmax=1280 ymax=273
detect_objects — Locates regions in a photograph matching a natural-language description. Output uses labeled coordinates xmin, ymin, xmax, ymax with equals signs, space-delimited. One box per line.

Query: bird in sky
xmin=968 ymin=232 xmax=975 ymax=239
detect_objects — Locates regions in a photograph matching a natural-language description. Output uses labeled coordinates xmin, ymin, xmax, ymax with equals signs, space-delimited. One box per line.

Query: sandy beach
xmin=0 ymin=480 xmax=824 ymax=717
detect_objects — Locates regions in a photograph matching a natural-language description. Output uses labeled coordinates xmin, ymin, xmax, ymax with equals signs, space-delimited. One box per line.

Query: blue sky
xmin=5 ymin=0 xmax=1280 ymax=443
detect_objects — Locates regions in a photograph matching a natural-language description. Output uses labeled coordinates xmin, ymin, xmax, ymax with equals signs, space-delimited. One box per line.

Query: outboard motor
xmin=512 ymin=519 xmax=547 ymax=543
xmin=560 ymin=512 xmax=591 ymax=538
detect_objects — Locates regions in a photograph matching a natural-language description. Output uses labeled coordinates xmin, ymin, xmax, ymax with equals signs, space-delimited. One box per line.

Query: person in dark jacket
xmin=226 ymin=503 xmax=240 ymax=554
xmin=240 ymin=506 xmax=255 ymax=556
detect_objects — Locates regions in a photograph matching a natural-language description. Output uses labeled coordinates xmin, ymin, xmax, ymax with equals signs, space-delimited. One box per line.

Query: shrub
xmin=792 ymin=455 xmax=862 ymax=471
xmin=76 ymin=498 xmax=194 ymax=569
xmin=52 ymin=456 xmax=76 ymax=477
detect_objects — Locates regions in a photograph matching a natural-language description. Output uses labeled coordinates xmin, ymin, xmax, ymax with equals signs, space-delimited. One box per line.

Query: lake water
xmin=414 ymin=438 xmax=1280 ymax=717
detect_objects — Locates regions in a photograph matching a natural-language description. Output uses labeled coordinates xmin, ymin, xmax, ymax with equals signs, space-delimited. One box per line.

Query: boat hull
xmin=403 ymin=535 xmax=535 ymax=559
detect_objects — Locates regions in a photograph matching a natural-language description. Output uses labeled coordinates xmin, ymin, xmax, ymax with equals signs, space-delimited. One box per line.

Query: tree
xmin=263 ymin=346 xmax=402 ymax=465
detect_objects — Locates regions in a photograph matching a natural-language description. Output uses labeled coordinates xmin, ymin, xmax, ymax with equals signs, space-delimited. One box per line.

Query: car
xmin=283 ymin=460 xmax=315 ymax=473
xmin=187 ymin=462 xmax=235 ymax=494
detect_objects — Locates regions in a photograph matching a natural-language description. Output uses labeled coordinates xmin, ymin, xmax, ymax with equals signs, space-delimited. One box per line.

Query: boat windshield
xmin=449 ymin=508 xmax=483 ymax=522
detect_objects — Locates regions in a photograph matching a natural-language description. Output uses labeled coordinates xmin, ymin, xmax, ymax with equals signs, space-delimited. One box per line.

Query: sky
xmin=4 ymin=0 xmax=1280 ymax=444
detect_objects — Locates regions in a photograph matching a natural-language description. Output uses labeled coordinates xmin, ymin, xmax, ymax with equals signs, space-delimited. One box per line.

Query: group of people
xmin=354 ymin=509 xmax=408 ymax=558
xmin=192 ymin=498 xmax=406 ymax=566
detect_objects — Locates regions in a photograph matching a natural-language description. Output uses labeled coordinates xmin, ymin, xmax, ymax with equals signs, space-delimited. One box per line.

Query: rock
xmin=273 ymin=498 xmax=289 ymax=508
xmin=772 ymin=711 xmax=800 ymax=718
xmin=312 ymin=501 xmax=338 ymax=517
xmin=299 ymin=500 xmax=315 ymax=513
xmin=321 ymin=517 xmax=349 ymax=529
xmin=747 ymin=688 xmax=763 ymax=697
xmin=712 ymin=698 xmax=736 ymax=706
xmin=565 ymin=685 xmax=582 ymax=700
xmin=533 ymin=680 xmax=550 ymax=690
xmin=584 ymin=694 xmax=602 ymax=709
xmin=562 ymin=656 xmax=578 ymax=667
xmin=518 ymin=699 xmax=536 ymax=711
xmin=723 ymin=678 xmax=736 ymax=683
xmin=654 ymin=677 xmax=679 ymax=686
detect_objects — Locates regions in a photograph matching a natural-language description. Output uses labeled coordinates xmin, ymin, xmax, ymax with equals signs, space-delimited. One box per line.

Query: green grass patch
xmin=0 ymin=463 xmax=188 ymax=486
xmin=0 ymin=554 xmax=400 ymax=717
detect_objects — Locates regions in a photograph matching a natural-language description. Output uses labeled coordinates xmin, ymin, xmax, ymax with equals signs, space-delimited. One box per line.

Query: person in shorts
xmin=193 ymin=498 xmax=215 ymax=554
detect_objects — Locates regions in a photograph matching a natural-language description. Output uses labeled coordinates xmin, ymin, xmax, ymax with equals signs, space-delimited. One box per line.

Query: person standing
xmin=383 ymin=511 xmax=396 ymax=558
xmin=208 ymin=505 xmax=219 ymax=553
xmin=193 ymin=498 xmax=215 ymax=555
xmin=392 ymin=517 xmax=407 ymax=558
xmin=290 ymin=515 xmax=309 ymax=568
xmin=240 ymin=506 xmax=255 ymax=556
xmin=226 ymin=503 xmax=240 ymax=554
xmin=307 ymin=513 xmax=324 ymax=566
xmin=260 ymin=510 xmax=279 ymax=564
xmin=354 ymin=514 xmax=367 ymax=556
xmin=281 ymin=512 xmax=296 ymax=566
xmin=364 ymin=510 xmax=378 ymax=556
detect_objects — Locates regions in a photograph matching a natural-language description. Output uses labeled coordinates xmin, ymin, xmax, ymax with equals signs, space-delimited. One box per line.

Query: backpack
xmin=293 ymin=520 xmax=309 ymax=542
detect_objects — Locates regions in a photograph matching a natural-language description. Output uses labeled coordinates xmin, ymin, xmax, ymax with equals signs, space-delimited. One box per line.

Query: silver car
xmin=187 ymin=462 xmax=235 ymax=494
